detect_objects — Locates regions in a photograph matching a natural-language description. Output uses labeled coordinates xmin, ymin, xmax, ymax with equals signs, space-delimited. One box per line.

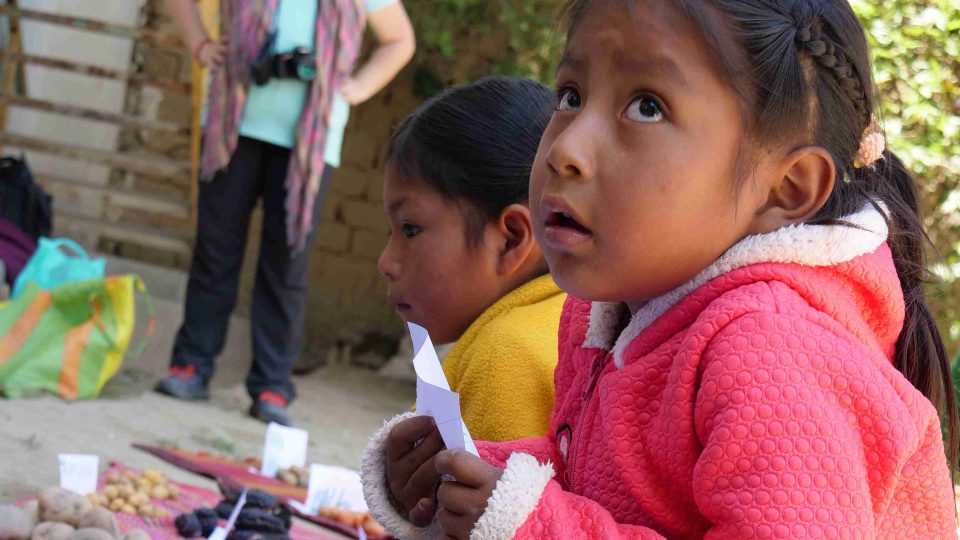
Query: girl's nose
xmin=378 ymin=240 xmax=400 ymax=280
xmin=546 ymin=114 xmax=598 ymax=181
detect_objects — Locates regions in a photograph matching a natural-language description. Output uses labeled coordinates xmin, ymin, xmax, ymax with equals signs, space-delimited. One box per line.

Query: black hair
xmin=563 ymin=0 xmax=959 ymax=469
xmin=386 ymin=76 xmax=555 ymax=243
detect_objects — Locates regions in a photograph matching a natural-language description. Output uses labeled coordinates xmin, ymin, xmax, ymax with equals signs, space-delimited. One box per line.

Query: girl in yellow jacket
xmin=378 ymin=77 xmax=564 ymax=442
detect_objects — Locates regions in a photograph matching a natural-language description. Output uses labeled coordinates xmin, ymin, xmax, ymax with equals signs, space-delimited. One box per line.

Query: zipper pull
xmin=583 ymin=353 xmax=608 ymax=399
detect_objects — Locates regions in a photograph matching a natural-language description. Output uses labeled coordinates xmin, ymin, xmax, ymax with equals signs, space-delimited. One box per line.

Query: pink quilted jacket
xmin=361 ymin=205 xmax=956 ymax=539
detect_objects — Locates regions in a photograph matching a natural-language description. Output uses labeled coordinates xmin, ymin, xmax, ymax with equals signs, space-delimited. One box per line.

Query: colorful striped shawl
xmin=200 ymin=0 xmax=364 ymax=251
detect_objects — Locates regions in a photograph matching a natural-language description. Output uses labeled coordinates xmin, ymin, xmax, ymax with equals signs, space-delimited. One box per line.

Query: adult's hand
xmin=164 ymin=0 xmax=221 ymax=67
xmin=196 ymin=39 xmax=228 ymax=68
xmin=339 ymin=2 xmax=416 ymax=105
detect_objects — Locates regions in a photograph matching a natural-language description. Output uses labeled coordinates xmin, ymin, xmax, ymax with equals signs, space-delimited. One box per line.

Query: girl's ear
xmin=492 ymin=204 xmax=541 ymax=277
xmin=749 ymin=146 xmax=836 ymax=234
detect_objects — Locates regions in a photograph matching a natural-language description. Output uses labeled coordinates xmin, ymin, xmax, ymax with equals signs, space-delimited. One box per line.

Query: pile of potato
xmin=87 ymin=470 xmax=176 ymax=519
xmin=275 ymin=466 xmax=309 ymax=488
xmin=0 ymin=488 xmax=150 ymax=540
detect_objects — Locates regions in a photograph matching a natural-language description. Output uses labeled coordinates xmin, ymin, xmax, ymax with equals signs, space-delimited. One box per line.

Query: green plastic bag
xmin=0 ymin=275 xmax=152 ymax=399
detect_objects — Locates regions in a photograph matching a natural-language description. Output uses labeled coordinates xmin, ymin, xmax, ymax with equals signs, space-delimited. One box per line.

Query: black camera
xmin=251 ymin=32 xmax=317 ymax=85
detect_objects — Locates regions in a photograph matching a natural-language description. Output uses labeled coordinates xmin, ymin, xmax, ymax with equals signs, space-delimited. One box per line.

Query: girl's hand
xmin=434 ymin=449 xmax=504 ymax=539
xmin=385 ymin=416 xmax=445 ymax=526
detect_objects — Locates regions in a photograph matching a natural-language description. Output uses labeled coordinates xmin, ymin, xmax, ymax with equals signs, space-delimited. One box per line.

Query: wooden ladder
xmin=0 ymin=0 xmax=219 ymax=265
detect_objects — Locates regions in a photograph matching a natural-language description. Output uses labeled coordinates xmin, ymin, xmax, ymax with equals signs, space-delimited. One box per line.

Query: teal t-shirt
xmin=238 ymin=0 xmax=397 ymax=167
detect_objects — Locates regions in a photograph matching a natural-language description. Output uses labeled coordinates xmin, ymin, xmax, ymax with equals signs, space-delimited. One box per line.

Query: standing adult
xmin=157 ymin=0 xmax=415 ymax=426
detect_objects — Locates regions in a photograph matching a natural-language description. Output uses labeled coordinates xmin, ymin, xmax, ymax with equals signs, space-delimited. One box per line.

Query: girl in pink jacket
xmin=360 ymin=0 xmax=959 ymax=537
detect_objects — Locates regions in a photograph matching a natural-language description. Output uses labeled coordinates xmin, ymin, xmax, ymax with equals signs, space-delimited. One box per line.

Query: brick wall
xmin=237 ymin=73 xmax=419 ymax=354
xmin=120 ymin=0 xmax=420 ymax=355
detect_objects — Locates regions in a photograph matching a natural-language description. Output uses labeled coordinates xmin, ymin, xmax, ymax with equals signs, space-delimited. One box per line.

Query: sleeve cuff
xmin=469 ymin=453 xmax=555 ymax=540
xmin=360 ymin=411 xmax=443 ymax=539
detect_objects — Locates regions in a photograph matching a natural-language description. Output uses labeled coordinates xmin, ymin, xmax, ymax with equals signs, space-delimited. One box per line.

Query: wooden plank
xmin=0 ymin=50 xmax=191 ymax=94
xmin=36 ymin=174 xmax=190 ymax=218
xmin=0 ymin=5 xmax=184 ymax=49
xmin=0 ymin=132 xmax=190 ymax=177
xmin=0 ymin=0 xmax=21 ymax=155
xmin=56 ymin=210 xmax=193 ymax=256
xmin=0 ymin=93 xmax=190 ymax=134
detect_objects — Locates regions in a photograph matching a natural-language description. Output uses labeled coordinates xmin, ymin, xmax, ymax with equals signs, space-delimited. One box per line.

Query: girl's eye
xmin=626 ymin=95 xmax=664 ymax=123
xmin=556 ymin=88 xmax=581 ymax=112
xmin=401 ymin=223 xmax=422 ymax=239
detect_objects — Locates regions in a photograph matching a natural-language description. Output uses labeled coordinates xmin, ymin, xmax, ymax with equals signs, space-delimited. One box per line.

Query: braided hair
xmin=795 ymin=18 xmax=869 ymax=124
xmin=562 ymin=0 xmax=959 ymax=471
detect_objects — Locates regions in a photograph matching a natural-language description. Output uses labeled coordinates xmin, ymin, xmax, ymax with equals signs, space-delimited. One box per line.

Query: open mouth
xmin=541 ymin=205 xmax=593 ymax=250
xmin=545 ymin=210 xmax=592 ymax=235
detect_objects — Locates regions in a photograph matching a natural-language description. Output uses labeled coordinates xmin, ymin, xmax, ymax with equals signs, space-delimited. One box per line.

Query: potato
xmin=68 ymin=529 xmax=114 ymax=540
xmin=30 ymin=523 xmax=74 ymax=540
xmin=149 ymin=486 xmax=169 ymax=500
xmin=121 ymin=532 xmax=150 ymax=540
xmin=104 ymin=473 xmax=120 ymax=486
xmin=166 ymin=485 xmax=179 ymax=499
xmin=77 ymin=509 xmax=119 ymax=538
xmin=100 ymin=487 xmax=118 ymax=500
xmin=127 ymin=492 xmax=148 ymax=509
xmin=277 ymin=470 xmax=297 ymax=486
xmin=116 ymin=486 xmax=134 ymax=500
xmin=0 ymin=504 xmax=34 ymax=540
xmin=107 ymin=500 xmax=124 ymax=513
xmin=38 ymin=488 xmax=92 ymax=527
xmin=120 ymin=505 xmax=136 ymax=515
xmin=142 ymin=471 xmax=164 ymax=484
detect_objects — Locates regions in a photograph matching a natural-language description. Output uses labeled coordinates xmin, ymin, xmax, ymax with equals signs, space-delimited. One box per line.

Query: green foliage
xmin=407 ymin=1 xmax=960 ymax=352
xmin=405 ymin=0 xmax=565 ymax=93
xmin=850 ymin=0 xmax=960 ymax=354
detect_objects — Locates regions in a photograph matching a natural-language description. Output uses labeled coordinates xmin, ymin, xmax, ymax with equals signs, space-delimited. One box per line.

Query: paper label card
xmin=260 ymin=423 xmax=308 ymax=477
xmin=58 ymin=454 xmax=99 ymax=495
xmin=408 ymin=323 xmax=478 ymax=456
xmin=208 ymin=488 xmax=248 ymax=540
xmin=304 ymin=464 xmax=368 ymax=513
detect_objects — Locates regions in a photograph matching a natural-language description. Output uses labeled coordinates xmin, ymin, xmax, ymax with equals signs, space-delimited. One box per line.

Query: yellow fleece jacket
xmin=441 ymin=274 xmax=565 ymax=442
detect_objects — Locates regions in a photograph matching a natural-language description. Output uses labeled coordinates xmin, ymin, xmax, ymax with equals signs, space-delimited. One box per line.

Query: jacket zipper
xmin=565 ymin=352 xmax=609 ymax=489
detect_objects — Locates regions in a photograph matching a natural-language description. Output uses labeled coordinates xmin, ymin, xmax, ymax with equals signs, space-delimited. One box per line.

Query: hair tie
xmin=854 ymin=120 xmax=885 ymax=169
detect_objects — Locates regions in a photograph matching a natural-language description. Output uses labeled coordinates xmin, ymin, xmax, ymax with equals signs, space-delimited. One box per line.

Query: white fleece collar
xmin=582 ymin=203 xmax=890 ymax=368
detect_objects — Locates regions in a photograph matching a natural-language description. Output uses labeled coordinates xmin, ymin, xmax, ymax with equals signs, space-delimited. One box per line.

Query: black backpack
xmin=0 ymin=155 xmax=52 ymax=241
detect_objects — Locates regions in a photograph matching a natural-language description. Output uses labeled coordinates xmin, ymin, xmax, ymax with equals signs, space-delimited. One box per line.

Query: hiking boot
xmin=154 ymin=365 xmax=210 ymax=401
xmin=250 ymin=391 xmax=294 ymax=426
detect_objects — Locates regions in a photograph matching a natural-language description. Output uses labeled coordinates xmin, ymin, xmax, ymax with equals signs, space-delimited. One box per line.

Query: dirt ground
xmin=0 ymin=294 xmax=414 ymax=536
xmin=3 ymin=267 xmax=958 ymax=536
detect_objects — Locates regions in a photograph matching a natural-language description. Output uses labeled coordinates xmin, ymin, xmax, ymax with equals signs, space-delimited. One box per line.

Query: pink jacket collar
xmin=584 ymin=204 xmax=891 ymax=368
